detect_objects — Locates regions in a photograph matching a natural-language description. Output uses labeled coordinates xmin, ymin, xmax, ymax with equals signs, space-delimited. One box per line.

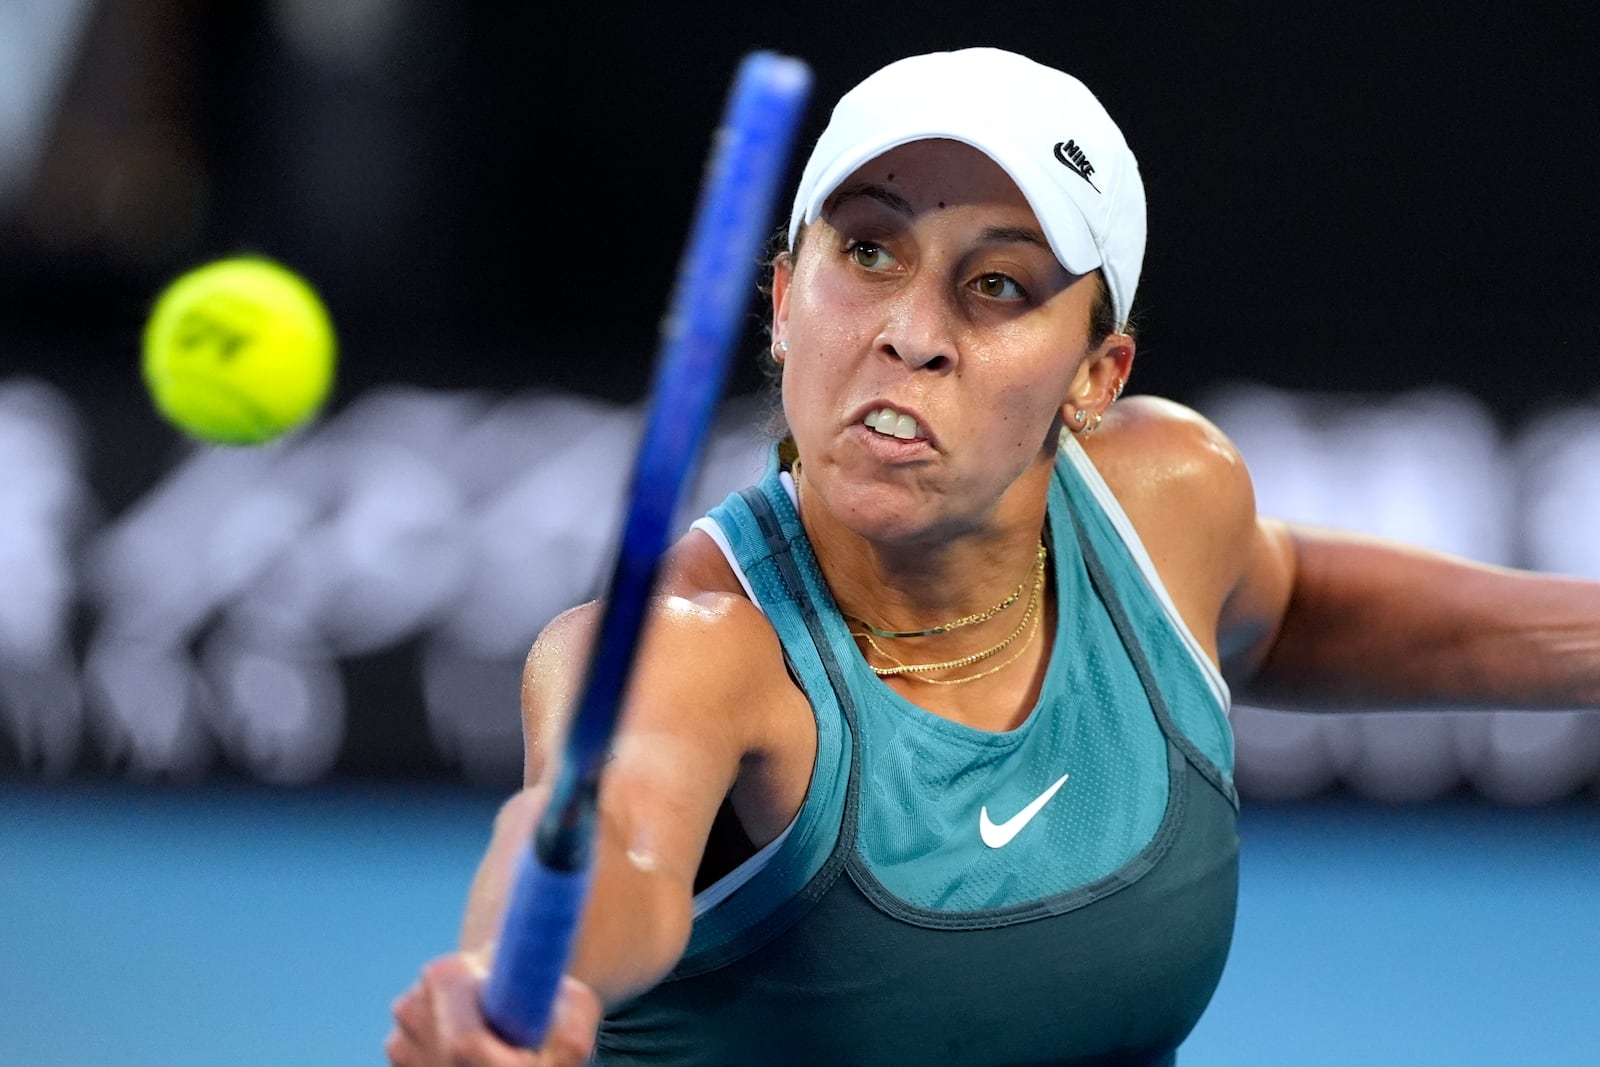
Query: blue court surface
xmin=2 ymin=776 xmax=1595 ymax=1066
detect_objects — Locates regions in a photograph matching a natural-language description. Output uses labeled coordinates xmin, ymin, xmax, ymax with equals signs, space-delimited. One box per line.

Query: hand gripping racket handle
xmin=479 ymin=50 xmax=811 ymax=1049
xmin=481 ymin=847 xmax=591 ymax=1045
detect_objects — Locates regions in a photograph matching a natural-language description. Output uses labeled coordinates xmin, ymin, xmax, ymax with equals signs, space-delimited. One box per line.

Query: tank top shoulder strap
xmin=1052 ymin=437 xmax=1238 ymax=805
xmin=678 ymin=452 xmax=859 ymax=974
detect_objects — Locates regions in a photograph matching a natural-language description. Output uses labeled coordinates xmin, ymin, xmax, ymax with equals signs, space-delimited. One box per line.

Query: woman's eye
xmin=847 ymin=241 xmax=894 ymax=270
xmin=974 ymin=273 xmax=1024 ymax=299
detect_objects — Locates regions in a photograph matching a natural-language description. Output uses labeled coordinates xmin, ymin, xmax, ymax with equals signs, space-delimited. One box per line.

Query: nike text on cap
xmin=787 ymin=47 xmax=1147 ymax=330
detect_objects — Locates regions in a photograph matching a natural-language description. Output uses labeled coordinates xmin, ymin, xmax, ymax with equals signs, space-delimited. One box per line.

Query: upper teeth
xmin=866 ymin=408 xmax=920 ymax=440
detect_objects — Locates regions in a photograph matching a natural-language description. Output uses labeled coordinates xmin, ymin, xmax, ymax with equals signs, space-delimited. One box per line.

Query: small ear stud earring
xmin=772 ymin=340 xmax=787 ymax=363
xmin=1073 ymin=410 xmax=1088 ymax=424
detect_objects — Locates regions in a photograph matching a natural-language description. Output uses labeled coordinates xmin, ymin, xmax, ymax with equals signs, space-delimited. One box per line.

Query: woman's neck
xmin=790 ymin=457 xmax=1055 ymax=703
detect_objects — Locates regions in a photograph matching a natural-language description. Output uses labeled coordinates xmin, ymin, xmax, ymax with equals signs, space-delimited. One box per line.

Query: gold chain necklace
xmin=852 ymin=542 xmax=1048 ymax=685
xmin=790 ymin=459 xmax=1049 ymax=686
xmin=849 ymin=542 xmax=1047 ymax=638
xmin=873 ymin=597 xmax=1043 ymax=686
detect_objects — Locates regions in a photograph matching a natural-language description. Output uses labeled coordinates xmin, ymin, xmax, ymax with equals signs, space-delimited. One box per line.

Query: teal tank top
xmin=597 ymin=439 xmax=1240 ymax=1066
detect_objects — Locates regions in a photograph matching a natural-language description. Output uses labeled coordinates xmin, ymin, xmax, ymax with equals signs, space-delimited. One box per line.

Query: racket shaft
xmin=479 ymin=49 xmax=811 ymax=1048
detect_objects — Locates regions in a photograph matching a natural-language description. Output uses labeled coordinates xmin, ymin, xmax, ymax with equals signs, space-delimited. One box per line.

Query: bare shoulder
xmin=520 ymin=525 xmax=797 ymax=780
xmin=1081 ymin=395 xmax=1261 ymax=653
xmin=1085 ymin=395 xmax=1252 ymax=509
xmin=510 ymin=527 xmax=810 ymax=954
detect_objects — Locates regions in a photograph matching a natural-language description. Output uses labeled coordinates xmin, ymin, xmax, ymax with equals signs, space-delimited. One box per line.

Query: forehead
xmin=829 ymin=138 xmax=1036 ymax=218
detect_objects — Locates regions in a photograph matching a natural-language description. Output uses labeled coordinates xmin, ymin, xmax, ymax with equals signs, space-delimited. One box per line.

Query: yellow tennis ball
xmin=142 ymin=256 xmax=337 ymax=445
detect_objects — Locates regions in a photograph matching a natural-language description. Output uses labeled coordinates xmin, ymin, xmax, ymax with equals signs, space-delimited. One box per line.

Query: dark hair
xmin=1085 ymin=272 xmax=1121 ymax=350
xmin=756 ymin=225 xmax=793 ymax=440
xmin=757 ymin=224 xmax=1132 ymax=440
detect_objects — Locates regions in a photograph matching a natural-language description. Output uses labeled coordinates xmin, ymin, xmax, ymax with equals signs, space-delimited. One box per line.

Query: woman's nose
xmin=874 ymin=276 xmax=955 ymax=371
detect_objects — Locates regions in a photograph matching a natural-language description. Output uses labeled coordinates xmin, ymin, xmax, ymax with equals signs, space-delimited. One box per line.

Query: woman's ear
xmin=1063 ymin=334 xmax=1136 ymax=434
xmin=770 ymin=252 xmax=794 ymax=350
xmin=1096 ymin=335 xmax=1135 ymax=402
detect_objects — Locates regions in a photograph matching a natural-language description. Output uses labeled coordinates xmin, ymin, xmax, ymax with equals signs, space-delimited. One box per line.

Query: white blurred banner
xmin=2 ymin=375 xmax=1598 ymax=803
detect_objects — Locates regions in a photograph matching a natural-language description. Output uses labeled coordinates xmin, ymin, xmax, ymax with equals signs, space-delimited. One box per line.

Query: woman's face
xmin=774 ymin=138 xmax=1122 ymax=545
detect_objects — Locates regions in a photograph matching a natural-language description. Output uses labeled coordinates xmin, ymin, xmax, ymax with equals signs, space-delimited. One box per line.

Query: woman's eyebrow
xmin=977 ymin=224 xmax=1050 ymax=250
xmin=827 ymin=182 xmax=915 ymax=218
xmin=826 ymin=189 xmax=1051 ymax=253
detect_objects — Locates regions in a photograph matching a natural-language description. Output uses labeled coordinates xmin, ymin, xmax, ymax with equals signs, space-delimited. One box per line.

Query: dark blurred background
xmin=3 ymin=1 xmax=1599 ymax=793
xmin=8 ymin=3 xmax=1599 ymax=418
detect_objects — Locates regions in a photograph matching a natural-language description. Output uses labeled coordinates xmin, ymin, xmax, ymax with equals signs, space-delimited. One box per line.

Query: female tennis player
xmin=387 ymin=47 xmax=1600 ymax=1066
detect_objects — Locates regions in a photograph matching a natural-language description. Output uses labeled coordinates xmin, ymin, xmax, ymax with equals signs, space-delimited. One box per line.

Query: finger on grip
xmin=481 ymin=849 xmax=592 ymax=1048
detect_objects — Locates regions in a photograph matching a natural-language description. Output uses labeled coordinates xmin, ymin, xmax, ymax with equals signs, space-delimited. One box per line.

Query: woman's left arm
xmin=1096 ymin=395 xmax=1600 ymax=713
xmin=1225 ymin=514 xmax=1600 ymax=712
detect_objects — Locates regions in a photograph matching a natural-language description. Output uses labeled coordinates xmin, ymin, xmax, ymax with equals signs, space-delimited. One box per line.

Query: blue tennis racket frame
xmin=480 ymin=50 xmax=812 ymax=1049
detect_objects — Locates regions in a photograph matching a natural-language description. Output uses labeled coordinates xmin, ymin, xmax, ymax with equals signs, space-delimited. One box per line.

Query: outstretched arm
xmin=1222 ymin=521 xmax=1600 ymax=713
xmin=389 ymin=555 xmax=786 ymax=1063
xmin=456 ymin=601 xmax=736 ymax=1003
xmin=1226 ymin=518 xmax=1600 ymax=711
xmin=1095 ymin=396 xmax=1600 ymax=714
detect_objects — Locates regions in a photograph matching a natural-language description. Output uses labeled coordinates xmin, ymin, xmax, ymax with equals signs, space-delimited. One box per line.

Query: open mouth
xmin=864 ymin=407 xmax=921 ymax=440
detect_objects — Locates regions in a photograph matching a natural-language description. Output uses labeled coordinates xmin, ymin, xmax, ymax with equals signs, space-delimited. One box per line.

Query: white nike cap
xmin=787 ymin=47 xmax=1146 ymax=330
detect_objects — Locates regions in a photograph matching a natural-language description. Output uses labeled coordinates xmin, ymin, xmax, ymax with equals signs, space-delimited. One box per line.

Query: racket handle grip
xmin=480 ymin=847 xmax=592 ymax=1049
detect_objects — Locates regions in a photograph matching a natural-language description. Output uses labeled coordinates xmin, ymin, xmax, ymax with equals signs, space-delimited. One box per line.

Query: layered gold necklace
xmin=848 ymin=542 xmax=1047 ymax=685
xmin=792 ymin=461 xmax=1047 ymax=685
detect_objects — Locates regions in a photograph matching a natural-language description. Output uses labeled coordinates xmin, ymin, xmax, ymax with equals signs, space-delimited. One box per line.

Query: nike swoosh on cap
xmin=978 ymin=772 xmax=1071 ymax=849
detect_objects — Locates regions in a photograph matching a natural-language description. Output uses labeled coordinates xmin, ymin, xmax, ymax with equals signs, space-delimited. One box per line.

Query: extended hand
xmin=387 ymin=953 xmax=602 ymax=1067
